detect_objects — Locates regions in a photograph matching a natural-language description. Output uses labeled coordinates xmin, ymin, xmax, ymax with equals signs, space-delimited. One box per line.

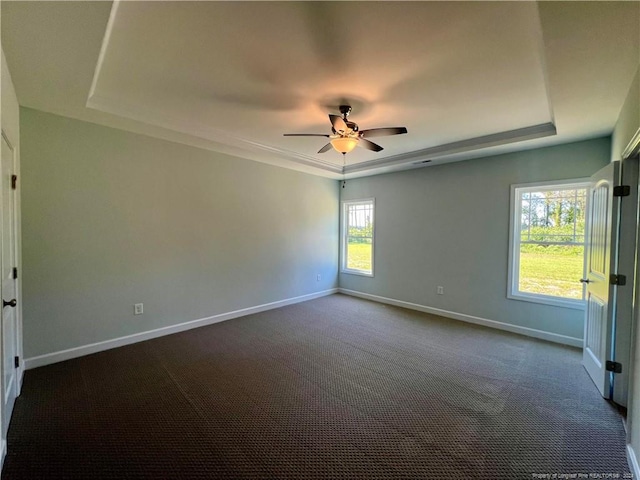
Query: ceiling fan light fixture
xmin=284 ymin=105 xmax=406 ymax=154
xmin=331 ymin=137 xmax=358 ymax=154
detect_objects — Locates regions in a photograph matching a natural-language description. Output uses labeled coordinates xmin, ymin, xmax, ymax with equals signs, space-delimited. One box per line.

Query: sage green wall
xmin=20 ymin=108 xmax=339 ymax=359
xmin=340 ymin=137 xmax=611 ymax=340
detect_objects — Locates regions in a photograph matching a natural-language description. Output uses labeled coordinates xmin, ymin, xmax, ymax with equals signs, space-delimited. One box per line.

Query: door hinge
xmin=14 ymin=356 xmax=19 ymax=369
xmin=610 ymin=274 xmax=627 ymax=286
xmin=606 ymin=361 xmax=622 ymax=373
xmin=12 ymin=267 xmax=17 ymax=279
xmin=613 ymin=185 xmax=630 ymax=197
xmin=11 ymin=175 xmax=17 ymax=190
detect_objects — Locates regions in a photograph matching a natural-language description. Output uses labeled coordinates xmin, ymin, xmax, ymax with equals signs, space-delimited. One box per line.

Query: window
xmin=342 ymin=199 xmax=374 ymax=276
xmin=508 ymin=180 xmax=589 ymax=309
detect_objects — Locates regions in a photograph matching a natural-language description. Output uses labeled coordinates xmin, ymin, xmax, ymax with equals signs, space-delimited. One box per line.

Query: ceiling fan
xmin=284 ymin=105 xmax=408 ymax=155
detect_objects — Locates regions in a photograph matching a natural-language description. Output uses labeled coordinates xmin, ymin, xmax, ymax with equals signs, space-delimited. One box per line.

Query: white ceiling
xmin=2 ymin=1 xmax=638 ymax=179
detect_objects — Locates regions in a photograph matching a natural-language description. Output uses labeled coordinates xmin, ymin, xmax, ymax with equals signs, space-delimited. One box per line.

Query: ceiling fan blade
xmin=329 ymin=114 xmax=348 ymax=134
xmin=317 ymin=143 xmax=333 ymax=154
xmin=359 ymin=138 xmax=384 ymax=152
xmin=359 ymin=127 xmax=408 ymax=138
xmin=283 ymin=133 xmax=330 ymax=137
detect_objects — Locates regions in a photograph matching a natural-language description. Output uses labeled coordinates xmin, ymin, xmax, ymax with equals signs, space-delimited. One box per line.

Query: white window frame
xmin=508 ymin=179 xmax=589 ymax=310
xmin=341 ymin=198 xmax=375 ymax=277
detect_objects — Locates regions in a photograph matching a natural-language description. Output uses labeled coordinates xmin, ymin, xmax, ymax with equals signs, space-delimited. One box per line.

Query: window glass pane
xmin=343 ymin=200 xmax=374 ymax=275
xmin=511 ymin=183 xmax=588 ymax=305
xmin=522 ymin=190 xmax=586 ymax=230
xmin=348 ymin=204 xmax=373 ymax=239
xmin=518 ymin=244 xmax=584 ymax=299
xmin=347 ymin=238 xmax=372 ymax=273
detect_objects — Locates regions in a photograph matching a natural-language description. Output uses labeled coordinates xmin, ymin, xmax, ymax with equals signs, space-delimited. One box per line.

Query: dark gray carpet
xmin=2 ymin=294 xmax=630 ymax=479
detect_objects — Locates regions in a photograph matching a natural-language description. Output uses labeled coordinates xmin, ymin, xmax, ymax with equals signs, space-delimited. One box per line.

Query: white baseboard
xmin=627 ymin=444 xmax=640 ymax=479
xmin=339 ymin=288 xmax=583 ymax=348
xmin=25 ymin=288 xmax=338 ymax=370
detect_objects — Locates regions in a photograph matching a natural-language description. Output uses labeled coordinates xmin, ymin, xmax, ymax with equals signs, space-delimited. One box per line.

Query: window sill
xmin=341 ymin=269 xmax=374 ymax=278
xmin=508 ymin=292 xmax=586 ymax=310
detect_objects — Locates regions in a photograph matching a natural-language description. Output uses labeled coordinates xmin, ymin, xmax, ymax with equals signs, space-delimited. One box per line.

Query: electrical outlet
xmin=437 ymin=286 xmax=444 ymax=295
xmin=134 ymin=303 xmax=144 ymax=315
xmin=317 ymin=274 xmax=321 ymax=282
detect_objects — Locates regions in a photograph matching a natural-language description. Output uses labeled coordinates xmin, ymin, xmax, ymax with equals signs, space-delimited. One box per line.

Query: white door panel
xmin=584 ymin=293 xmax=605 ymax=366
xmin=582 ymin=161 xmax=619 ymax=398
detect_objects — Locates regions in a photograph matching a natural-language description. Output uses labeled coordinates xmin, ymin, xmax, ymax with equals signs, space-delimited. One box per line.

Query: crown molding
xmin=621 ymin=126 xmax=640 ymax=160
xmin=344 ymin=122 xmax=557 ymax=174
xmin=87 ymin=89 xmax=558 ymax=177
xmin=87 ymin=0 xmax=120 ymax=103
xmin=86 ymin=93 xmax=343 ymax=174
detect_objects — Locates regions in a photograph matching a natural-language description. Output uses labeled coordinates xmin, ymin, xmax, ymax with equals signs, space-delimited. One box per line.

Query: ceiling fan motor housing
xmin=339 ymin=105 xmax=352 ymax=117
xmin=333 ymin=121 xmax=359 ymax=134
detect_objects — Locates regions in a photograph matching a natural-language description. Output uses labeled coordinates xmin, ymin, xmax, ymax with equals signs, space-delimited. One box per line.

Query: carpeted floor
xmin=2 ymin=294 xmax=630 ymax=479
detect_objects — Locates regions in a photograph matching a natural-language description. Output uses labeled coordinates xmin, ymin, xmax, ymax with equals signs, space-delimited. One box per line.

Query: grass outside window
xmin=519 ymin=245 xmax=584 ymax=299
xmin=346 ymin=240 xmax=372 ymax=272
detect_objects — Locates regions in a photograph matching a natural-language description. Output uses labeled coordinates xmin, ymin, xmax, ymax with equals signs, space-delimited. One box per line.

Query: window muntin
xmin=509 ymin=181 xmax=589 ymax=309
xmin=342 ymin=199 xmax=374 ymax=276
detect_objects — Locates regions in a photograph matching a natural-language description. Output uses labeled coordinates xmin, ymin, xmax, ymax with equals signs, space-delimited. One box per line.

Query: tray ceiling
xmin=2 ymin=1 xmax=638 ymax=178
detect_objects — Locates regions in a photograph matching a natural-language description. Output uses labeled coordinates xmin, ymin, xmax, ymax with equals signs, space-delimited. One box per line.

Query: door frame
xmin=620 ymin=128 xmax=640 ymax=445
xmin=3 ymin=129 xmax=22 ymax=397
xmin=0 ymin=129 xmax=22 ymax=431
xmin=611 ymin=156 xmax=639 ymax=407
xmin=1 ymin=47 xmax=23 ymax=470
xmin=0 ymin=128 xmax=22 ymax=393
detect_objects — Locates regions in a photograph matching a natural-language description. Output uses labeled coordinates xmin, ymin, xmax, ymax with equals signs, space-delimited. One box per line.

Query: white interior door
xmin=582 ymin=161 xmax=620 ymax=398
xmin=1 ymin=131 xmax=18 ymax=436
